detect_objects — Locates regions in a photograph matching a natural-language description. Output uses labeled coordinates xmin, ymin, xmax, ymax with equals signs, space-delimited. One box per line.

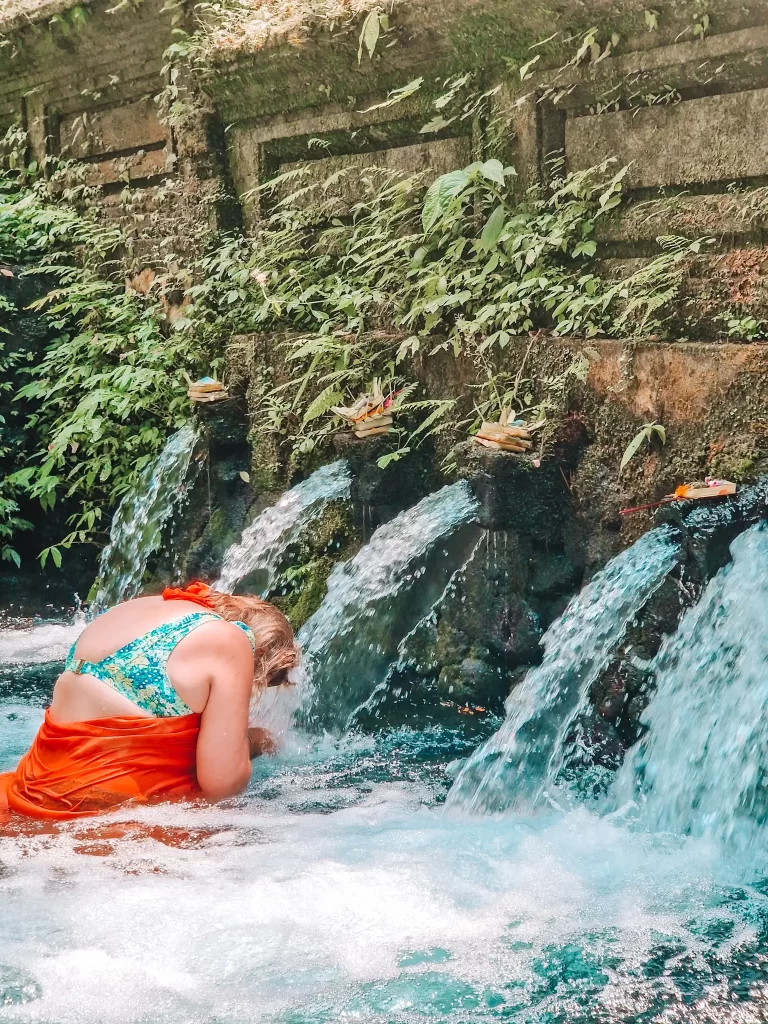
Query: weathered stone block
xmin=83 ymin=146 xmax=169 ymax=186
xmin=60 ymin=99 xmax=167 ymax=159
xmin=278 ymin=137 xmax=471 ymax=205
xmin=566 ymin=88 xmax=768 ymax=189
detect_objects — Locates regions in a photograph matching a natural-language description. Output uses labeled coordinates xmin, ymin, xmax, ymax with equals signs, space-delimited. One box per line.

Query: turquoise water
xmin=90 ymin=425 xmax=201 ymax=615
xmin=4 ymin=515 xmax=768 ymax=1023
xmin=3 ymin=635 xmax=768 ymax=1023
xmin=448 ymin=527 xmax=680 ymax=815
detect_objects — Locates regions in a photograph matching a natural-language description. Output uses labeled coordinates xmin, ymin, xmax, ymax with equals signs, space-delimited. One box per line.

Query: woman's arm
xmin=195 ymin=625 xmax=255 ymax=802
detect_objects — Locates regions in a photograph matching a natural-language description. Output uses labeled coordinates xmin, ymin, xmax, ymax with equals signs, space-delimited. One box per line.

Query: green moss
xmin=268 ymin=498 xmax=358 ymax=628
xmin=705 ymin=431 xmax=764 ymax=485
xmin=272 ymin=554 xmax=334 ymax=628
xmin=248 ymin=426 xmax=283 ymax=492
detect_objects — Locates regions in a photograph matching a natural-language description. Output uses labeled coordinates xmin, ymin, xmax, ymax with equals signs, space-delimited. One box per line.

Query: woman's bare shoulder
xmin=182 ymin=617 xmax=254 ymax=676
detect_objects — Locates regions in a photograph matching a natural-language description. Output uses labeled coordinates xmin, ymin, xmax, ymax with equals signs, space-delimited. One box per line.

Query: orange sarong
xmin=0 ymin=710 xmax=201 ymax=821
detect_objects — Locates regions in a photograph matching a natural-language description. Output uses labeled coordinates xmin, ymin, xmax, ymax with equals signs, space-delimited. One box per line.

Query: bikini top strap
xmin=64 ymin=613 xmax=256 ymax=675
xmin=232 ymin=620 xmax=257 ymax=652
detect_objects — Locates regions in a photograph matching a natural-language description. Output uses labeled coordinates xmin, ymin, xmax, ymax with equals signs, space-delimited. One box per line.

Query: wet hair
xmin=206 ymin=592 xmax=299 ymax=693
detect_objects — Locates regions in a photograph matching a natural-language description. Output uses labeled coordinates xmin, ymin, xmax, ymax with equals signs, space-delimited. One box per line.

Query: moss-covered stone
xmin=268 ymin=498 xmax=358 ymax=629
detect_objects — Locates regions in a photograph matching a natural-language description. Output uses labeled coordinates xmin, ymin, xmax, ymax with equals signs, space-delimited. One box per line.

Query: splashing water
xmin=0 ymin=618 xmax=82 ymax=667
xmin=90 ymin=424 xmax=200 ymax=615
xmin=298 ymin=482 xmax=480 ymax=730
xmin=612 ymin=522 xmax=768 ymax=852
xmin=215 ymin=461 xmax=352 ymax=595
xmin=5 ymin=520 xmax=768 ymax=1021
xmin=349 ymin=533 xmax=487 ymax=729
xmin=447 ymin=526 xmax=680 ymax=815
xmin=1 ymin=692 xmax=767 ymax=1024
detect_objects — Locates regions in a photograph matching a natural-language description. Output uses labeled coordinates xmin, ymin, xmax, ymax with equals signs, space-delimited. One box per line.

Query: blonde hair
xmin=207 ymin=592 xmax=299 ymax=692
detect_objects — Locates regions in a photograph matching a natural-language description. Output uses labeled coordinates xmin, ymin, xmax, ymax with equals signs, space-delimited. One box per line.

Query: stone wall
xmin=202 ymin=0 xmax=768 ymax=324
xmin=0 ymin=0 xmax=236 ymax=262
xmin=4 ymin=0 xmax=768 ymax=279
xmin=222 ymin=331 xmax=768 ymax=566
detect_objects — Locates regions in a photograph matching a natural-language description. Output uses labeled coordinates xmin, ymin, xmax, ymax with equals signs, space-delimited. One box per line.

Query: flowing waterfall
xmin=612 ymin=522 xmax=768 ymax=850
xmin=216 ymin=461 xmax=352 ymax=595
xmin=347 ymin=533 xmax=487 ymax=729
xmin=446 ymin=526 xmax=680 ymax=815
xmin=298 ymin=482 xmax=480 ymax=730
xmin=90 ymin=424 xmax=200 ymax=614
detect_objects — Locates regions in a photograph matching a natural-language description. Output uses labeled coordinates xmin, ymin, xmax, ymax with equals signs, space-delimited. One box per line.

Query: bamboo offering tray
xmin=188 ymin=377 xmax=229 ymax=404
xmin=673 ymin=480 xmax=737 ymax=501
xmin=620 ymin=478 xmax=737 ymax=516
xmin=473 ymin=412 xmax=543 ymax=453
xmin=332 ymin=380 xmax=395 ymax=438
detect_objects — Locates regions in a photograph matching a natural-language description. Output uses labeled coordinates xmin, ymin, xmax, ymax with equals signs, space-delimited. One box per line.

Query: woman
xmin=0 ymin=582 xmax=299 ymax=821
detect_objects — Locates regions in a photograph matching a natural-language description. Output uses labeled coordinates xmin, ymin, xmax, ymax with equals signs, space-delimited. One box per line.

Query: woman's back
xmin=51 ymin=596 xmax=248 ymax=724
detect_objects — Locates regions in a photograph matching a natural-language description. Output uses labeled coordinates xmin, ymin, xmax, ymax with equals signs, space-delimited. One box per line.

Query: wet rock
xmin=160 ymin=401 xmax=255 ymax=583
xmin=332 ymin=432 xmax=439 ymax=530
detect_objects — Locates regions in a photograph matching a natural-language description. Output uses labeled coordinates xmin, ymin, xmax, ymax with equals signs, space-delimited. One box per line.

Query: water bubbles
xmin=0 ymin=965 xmax=42 ymax=1007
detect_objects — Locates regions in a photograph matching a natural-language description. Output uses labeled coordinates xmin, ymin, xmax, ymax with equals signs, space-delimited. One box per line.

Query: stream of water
xmin=297 ymin=481 xmax=481 ymax=730
xmin=90 ymin=425 xmax=201 ymax=614
xmin=447 ymin=527 xmax=680 ymax=816
xmin=216 ymin=461 xmax=352 ymax=595
xmin=612 ymin=522 xmax=768 ymax=853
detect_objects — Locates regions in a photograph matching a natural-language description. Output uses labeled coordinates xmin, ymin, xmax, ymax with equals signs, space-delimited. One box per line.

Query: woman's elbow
xmin=197 ymin=764 xmax=252 ymax=803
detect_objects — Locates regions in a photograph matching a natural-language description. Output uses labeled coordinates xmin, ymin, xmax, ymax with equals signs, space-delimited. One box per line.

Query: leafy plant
xmin=0 ymin=156 xmax=204 ymax=564
xmin=0 ymin=108 xmax=711 ymax=564
xmin=180 ymin=154 xmax=705 ymax=475
xmin=715 ymin=313 xmax=767 ymax=341
xmin=620 ymin=422 xmax=666 ymax=473
xmin=358 ymin=7 xmax=387 ymax=62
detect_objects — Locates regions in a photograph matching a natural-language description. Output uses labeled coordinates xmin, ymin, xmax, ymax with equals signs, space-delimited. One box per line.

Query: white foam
xmin=0 ymin=737 xmax=752 ymax=1024
xmin=0 ymin=620 xmax=81 ymax=666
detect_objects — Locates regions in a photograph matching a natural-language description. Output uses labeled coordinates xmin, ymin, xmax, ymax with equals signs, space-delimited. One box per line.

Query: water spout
xmin=447 ymin=526 xmax=680 ymax=815
xmin=298 ymin=482 xmax=480 ymax=730
xmin=216 ymin=461 xmax=352 ymax=595
xmin=90 ymin=424 xmax=200 ymax=615
xmin=611 ymin=521 xmax=768 ymax=851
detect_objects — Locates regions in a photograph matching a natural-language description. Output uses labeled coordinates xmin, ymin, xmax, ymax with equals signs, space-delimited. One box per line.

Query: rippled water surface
xmin=3 ymin=620 xmax=768 ymax=1024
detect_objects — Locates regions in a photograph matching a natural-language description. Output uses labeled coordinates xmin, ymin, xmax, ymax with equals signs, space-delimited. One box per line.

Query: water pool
xmin=3 ymin=623 xmax=768 ymax=1024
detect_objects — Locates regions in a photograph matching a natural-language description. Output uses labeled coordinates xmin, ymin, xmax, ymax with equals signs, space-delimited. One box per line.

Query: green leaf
xmin=480 ymin=159 xmax=506 ymax=186
xmin=620 ymin=425 xmax=652 ymax=473
xmin=411 ymin=401 xmax=453 ymax=437
xmin=422 ymin=169 xmax=469 ymax=232
xmin=651 ymin=423 xmax=666 ymax=445
xmin=396 ymin=335 xmax=421 ymax=362
xmin=377 ymin=448 xmax=409 ymax=470
xmin=358 ymin=9 xmax=380 ymax=63
xmin=2 ymin=547 xmax=21 ymax=568
xmin=420 ymin=115 xmax=453 ymax=135
xmin=573 ymin=240 xmax=597 ymax=257
xmin=518 ymin=54 xmax=541 ymax=80
xmin=302 ymin=385 xmax=344 ymax=424
xmin=480 ymin=205 xmax=506 ymax=250
xmin=360 ymin=76 xmax=423 ymax=112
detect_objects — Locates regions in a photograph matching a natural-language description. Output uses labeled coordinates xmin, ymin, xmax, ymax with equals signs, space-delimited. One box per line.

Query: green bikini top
xmin=64 ymin=612 xmax=256 ymax=718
